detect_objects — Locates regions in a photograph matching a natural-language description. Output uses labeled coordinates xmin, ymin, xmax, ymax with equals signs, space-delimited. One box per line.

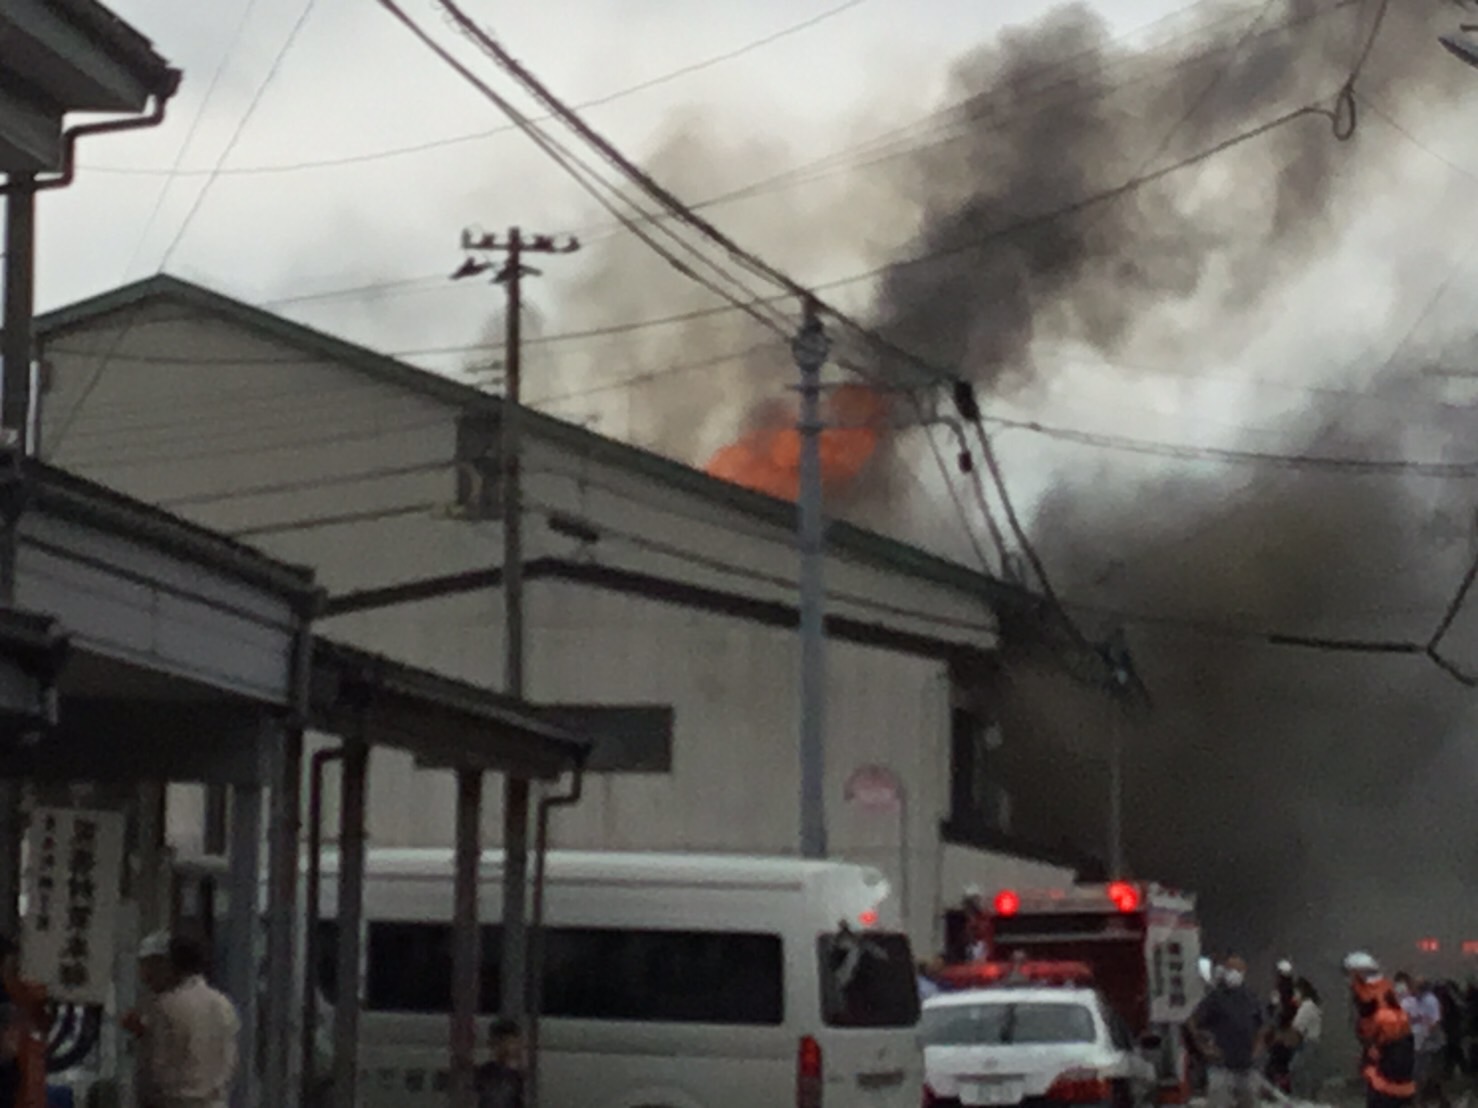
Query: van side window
xmin=365 ymin=922 xmax=504 ymax=1014
xmin=542 ymin=928 xmax=783 ymax=1025
xmin=362 ymin=921 xmax=782 ymax=1025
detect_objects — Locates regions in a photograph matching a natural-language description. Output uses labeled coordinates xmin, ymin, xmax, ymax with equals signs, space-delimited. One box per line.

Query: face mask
xmin=1395 ymin=984 xmax=1410 ymax=999
xmin=1224 ymin=970 xmax=1245 ymax=988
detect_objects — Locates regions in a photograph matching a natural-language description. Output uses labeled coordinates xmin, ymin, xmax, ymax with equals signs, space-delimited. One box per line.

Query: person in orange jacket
xmin=1346 ymin=952 xmax=1417 ymax=1108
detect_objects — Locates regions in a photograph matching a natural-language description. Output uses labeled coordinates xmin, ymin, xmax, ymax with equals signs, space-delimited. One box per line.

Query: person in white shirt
xmin=1287 ymin=977 xmax=1323 ymax=1099
xmin=127 ymin=932 xmax=241 ymax=1108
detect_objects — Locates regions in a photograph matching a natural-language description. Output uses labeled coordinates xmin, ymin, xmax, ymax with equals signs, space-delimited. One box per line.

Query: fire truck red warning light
xmin=994 ymin=890 xmax=1021 ymax=917
xmin=1417 ymin=938 xmax=1441 ymax=954
xmin=1107 ymin=881 xmax=1141 ymax=913
xmin=1462 ymin=941 xmax=1478 ymax=956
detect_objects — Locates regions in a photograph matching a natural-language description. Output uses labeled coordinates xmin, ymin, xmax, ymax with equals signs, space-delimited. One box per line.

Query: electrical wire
xmin=378 ymin=0 xmax=792 ymax=343
xmin=257 ymin=0 xmax=1366 ymax=316
xmin=87 ymin=0 xmax=874 ymax=179
xmin=983 ymin=416 xmax=1478 ymax=478
xmin=122 ymin=0 xmax=266 ymax=281
xmin=381 ymin=0 xmax=1374 ymax=647
xmin=427 ymin=0 xmax=1365 ymax=397
xmin=47 ymin=0 xmax=323 ymax=456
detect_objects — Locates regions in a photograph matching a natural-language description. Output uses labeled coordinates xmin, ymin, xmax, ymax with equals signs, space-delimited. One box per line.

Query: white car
xmin=922 ymin=985 xmax=1158 ymax=1108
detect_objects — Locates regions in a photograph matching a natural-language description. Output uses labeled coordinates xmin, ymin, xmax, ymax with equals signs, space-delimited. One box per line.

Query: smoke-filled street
xmin=9 ymin=0 xmax=1478 ymax=1105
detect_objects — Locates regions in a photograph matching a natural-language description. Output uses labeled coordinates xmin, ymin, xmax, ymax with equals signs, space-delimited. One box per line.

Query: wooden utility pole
xmin=449 ymin=227 xmax=579 ymax=1108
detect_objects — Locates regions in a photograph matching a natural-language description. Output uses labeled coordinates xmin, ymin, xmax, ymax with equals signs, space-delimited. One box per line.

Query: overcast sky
xmin=35 ymin=0 xmax=1478 ymax=565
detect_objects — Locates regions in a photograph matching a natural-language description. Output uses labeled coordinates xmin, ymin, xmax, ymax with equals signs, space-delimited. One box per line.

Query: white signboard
xmin=21 ymin=807 xmax=125 ymax=1005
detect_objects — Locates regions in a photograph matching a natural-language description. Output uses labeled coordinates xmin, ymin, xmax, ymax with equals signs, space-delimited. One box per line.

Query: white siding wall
xmin=38 ymin=298 xmax=1040 ymax=952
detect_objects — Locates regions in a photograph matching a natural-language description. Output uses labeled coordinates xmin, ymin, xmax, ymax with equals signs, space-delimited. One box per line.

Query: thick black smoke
xmin=859 ymin=0 xmax=1478 ymax=974
xmin=872 ymin=0 xmax=1461 ymax=391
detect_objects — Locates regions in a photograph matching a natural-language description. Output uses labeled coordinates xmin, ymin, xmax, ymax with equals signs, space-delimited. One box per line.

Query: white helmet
xmin=1276 ymin=959 xmax=1293 ymax=976
xmin=1343 ymin=951 xmax=1380 ymax=977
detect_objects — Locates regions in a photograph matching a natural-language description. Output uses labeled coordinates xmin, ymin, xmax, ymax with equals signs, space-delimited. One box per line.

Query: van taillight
xmin=1046 ymin=1070 xmax=1112 ymax=1103
xmin=798 ymin=1035 xmax=823 ymax=1108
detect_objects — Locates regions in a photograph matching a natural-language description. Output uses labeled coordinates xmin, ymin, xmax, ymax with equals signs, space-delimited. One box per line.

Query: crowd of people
xmin=1187 ymin=956 xmax=1326 ymax=1108
xmin=1189 ymin=950 xmax=1478 ymax=1108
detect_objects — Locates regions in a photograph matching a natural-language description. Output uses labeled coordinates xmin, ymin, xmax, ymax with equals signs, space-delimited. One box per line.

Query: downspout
xmin=524 ymin=763 xmax=585 ymax=1108
xmin=2 ymin=74 xmax=184 ymax=198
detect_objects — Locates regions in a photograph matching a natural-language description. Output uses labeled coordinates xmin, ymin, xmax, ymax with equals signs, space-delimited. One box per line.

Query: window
xmin=1013 ymin=1003 xmax=1097 ymax=1044
xmin=817 ymin=932 xmax=919 ymax=1028
xmin=365 ymin=922 xmax=503 ymax=1014
xmin=542 ymin=927 xmax=783 ymax=1025
xmin=364 ymin=921 xmax=782 ymax=1026
xmin=949 ymin=709 xmax=1011 ymax=837
xmin=920 ymin=1002 xmax=1096 ymax=1046
xmin=921 ymin=1003 xmax=1010 ymax=1046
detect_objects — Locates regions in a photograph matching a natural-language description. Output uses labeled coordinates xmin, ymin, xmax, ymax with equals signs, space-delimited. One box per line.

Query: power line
xmin=47 ymin=0 xmax=323 ymax=456
xmin=380 ymin=0 xmax=794 ymax=346
xmin=985 ymin=415 xmax=1478 ymax=478
xmin=436 ymin=0 xmax=1221 ymax=390
xmin=86 ymin=0 xmax=873 ymax=179
xmin=248 ymin=0 xmax=1365 ymax=318
xmin=123 ymin=0 xmax=266 ymax=280
xmin=409 ymin=0 xmax=1367 ymax=425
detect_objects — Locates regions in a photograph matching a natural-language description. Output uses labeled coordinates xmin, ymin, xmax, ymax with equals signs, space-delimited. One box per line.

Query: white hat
xmin=138 ymin=931 xmax=171 ymax=960
xmin=1276 ymin=959 xmax=1293 ymax=975
xmin=1343 ymin=951 xmax=1380 ymax=976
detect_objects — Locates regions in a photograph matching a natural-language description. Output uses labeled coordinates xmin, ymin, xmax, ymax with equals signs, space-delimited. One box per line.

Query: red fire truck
xmin=937 ymin=881 xmax=1205 ymax=1104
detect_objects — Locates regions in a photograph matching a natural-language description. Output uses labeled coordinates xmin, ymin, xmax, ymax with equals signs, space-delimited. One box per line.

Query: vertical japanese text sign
xmin=21 ymin=807 xmax=125 ymax=1005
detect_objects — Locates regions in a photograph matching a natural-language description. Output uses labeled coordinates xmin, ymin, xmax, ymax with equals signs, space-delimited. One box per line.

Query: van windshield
xmin=817 ymin=930 xmax=919 ymax=1028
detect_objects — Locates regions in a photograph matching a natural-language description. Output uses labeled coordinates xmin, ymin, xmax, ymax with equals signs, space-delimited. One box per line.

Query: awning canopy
xmin=309 ymin=639 xmax=590 ymax=779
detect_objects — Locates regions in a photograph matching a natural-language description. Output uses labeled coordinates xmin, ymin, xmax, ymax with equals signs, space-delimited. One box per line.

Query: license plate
xmin=961 ymin=1079 xmax=1024 ymax=1106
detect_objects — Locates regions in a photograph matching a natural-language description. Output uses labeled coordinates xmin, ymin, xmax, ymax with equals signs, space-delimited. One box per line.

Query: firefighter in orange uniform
xmin=1345 ymin=952 xmax=1417 ymax=1108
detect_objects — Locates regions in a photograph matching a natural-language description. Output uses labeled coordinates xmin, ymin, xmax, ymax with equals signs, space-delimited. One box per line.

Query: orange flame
xmin=704 ymin=384 xmax=891 ymax=501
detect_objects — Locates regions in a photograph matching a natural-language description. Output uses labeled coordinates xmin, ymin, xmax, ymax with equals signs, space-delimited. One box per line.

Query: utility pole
xmin=794 ymin=298 xmax=831 ymax=859
xmin=1101 ymin=628 xmax=1134 ymax=879
xmin=451 ymin=227 xmax=579 ymax=1063
xmin=3 ymin=175 xmax=36 ymax=454
xmin=0 ymin=174 xmax=37 ymax=944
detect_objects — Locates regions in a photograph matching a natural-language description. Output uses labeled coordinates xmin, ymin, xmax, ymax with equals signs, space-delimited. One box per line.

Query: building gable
xmin=33 ymin=275 xmax=1039 ymax=619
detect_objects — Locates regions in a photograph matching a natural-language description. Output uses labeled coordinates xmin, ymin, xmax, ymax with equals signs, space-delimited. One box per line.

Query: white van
xmin=304 ymin=849 xmax=923 ymax=1108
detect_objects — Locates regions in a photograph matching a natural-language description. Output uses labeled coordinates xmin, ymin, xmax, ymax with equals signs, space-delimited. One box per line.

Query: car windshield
xmin=817 ymin=930 xmax=920 ymax=1028
xmin=921 ymin=1001 xmax=1097 ymax=1046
